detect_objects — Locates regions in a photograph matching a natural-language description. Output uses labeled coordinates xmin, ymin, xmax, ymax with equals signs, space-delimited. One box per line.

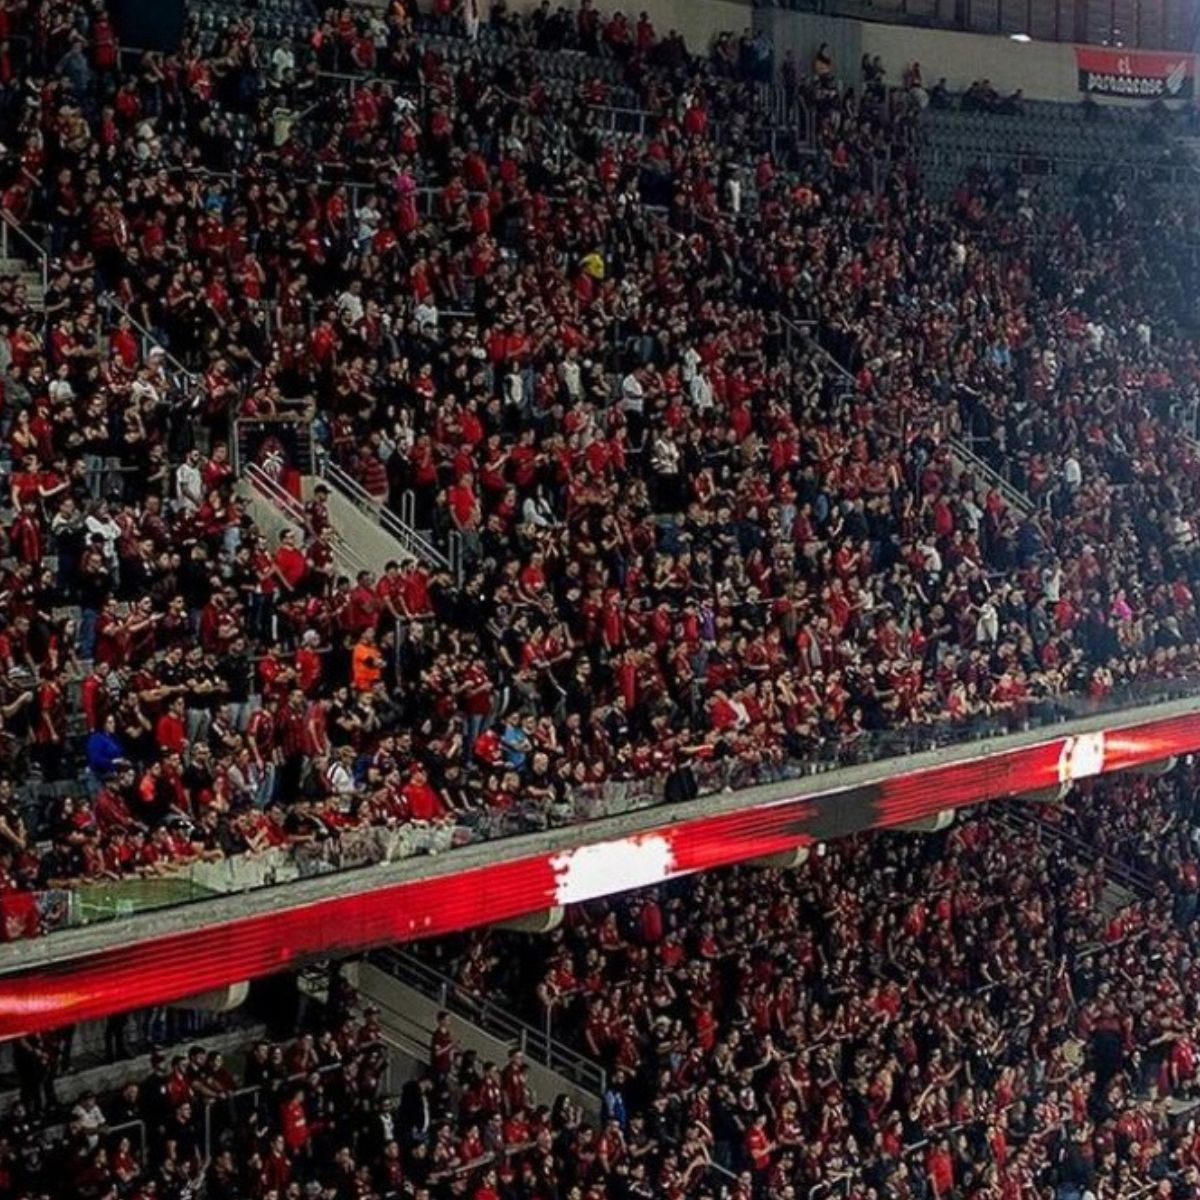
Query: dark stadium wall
xmin=502 ymin=0 xmax=753 ymax=53
xmin=109 ymin=0 xmax=186 ymax=52
xmin=751 ymin=6 xmax=864 ymax=87
xmin=570 ymin=0 xmax=1193 ymax=104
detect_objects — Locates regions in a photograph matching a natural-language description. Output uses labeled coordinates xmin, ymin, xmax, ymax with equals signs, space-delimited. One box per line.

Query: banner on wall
xmin=1075 ymin=47 xmax=1195 ymax=99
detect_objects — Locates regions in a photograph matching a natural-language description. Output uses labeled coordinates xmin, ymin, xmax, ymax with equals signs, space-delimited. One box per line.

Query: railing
xmin=9 ymin=667 xmax=1200 ymax=943
xmin=317 ymin=455 xmax=457 ymax=580
xmin=34 ymin=1114 xmax=146 ymax=1165
xmin=28 ymin=1027 xmax=388 ymax=1189
xmin=199 ymin=1046 xmax=389 ymax=1167
xmin=244 ymin=461 xmax=375 ymax=581
xmin=399 ymin=487 xmax=463 ymax=576
xmin=107 ymin=1117 xmax=147 ymax=1161
xmin=690 ymin=1161 xmax=742 ymax=1197
xmin=921 ymin=143 xmax=1200 ymax=194
xmin=948 ymin=434 xmax=1035 ymax=515
xmin=0 ymin=207 xmax=49 ymax=292
xmin=243 ymin=462 xmax=307 ymax=527
xmin=808 ymin=1175 xmax=855 ymax=1200
xmin=98 ymin=294 xmax=194 ymax=381
xmin=1000 ymin=802 xmax=1158 ymax=898
xmin=97 ymin=293 xmax=202 ymax=418
xmin=782 ymin=314 xmax=855 ymax=390
xmin=369 ymin=946 xmax=607 ymax=1097
xmin=785 ymin=312 xmax=1038 ymax=516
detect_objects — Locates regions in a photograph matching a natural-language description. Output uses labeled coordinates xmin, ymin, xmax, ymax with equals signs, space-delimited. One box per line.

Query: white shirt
xmin=620 ymin=373 xmax=645 ymax=414
xmin=86 ymin=514 xmax=121 ymax=562
xmin=522 ymin=496 xmax=555 ymax=528
xmin=131 ymin=377 xmax=162 ymax=406
xmin=690 ymin=372 xmax=713 ymax=412
xmin=414 ymin=300 xmax=439 ymax=331
xmin=976 ymin=602 xmax=998 ymax=642
xmin=356 ymin=206 xmax=381 ymax=244
xmin=725 ymin=177 xmax=741 ymax=215
xmin=1063 ymin=456 xmax=1082 ymax=487
xmin=560 ymin=359 xmax=582 ymax=400
xmin=73 ymin=1101 xmax=106 ymax=1133
xmin=337 ymin=290 xmax=364 ymax=325
xmin=651 ymin=437 xmax=680 ymax=475
xmin=503 ymin=371 xmax=524 ymax=408
xmin=175 ymin=461 xmax=202 ymax=512
xmin=325 ymin=760 xmax=355 ymax=799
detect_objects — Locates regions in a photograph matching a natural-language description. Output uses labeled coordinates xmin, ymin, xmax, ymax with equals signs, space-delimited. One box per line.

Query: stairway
xmin=0 ymin=255 xmax=45 ymax=308
xmin=363 ymin=948 xmax=604 ymax=1122
xmin=999 ymin=803 xmax=1156 ymax=900
xmin=998 ymin=803 xmax=1155 ymax=936
xmin=241 ymin=462 xmax=377 ymax=582
xmin=313 ymin=458 xmax=457 ymax=579
xmin=785 ymin=315 xmax=1035 ymax=515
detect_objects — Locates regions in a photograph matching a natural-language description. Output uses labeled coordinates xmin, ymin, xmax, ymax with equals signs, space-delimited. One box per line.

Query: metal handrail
xmin=1000 ymin=803 xmax=1158 ymax=898
xmin=785 ymin=310 xmax=1037 ymax=517
xmin=99 ymin=293 xmax=198 ymax=386
xmin=948 ymin=434 xmax=1035 ymax=516
xmin=0 ymin=207 xmax=49 ymax=292
xmin=34 ymin=1114 xmax=146 ymax=1161
xmin=244 ymin=462 xmax=307 ymax=524
xmin=244 ymin=461 xmax=372 ymax=580
xmin=782 ymin=314 xmax=856 ymax=390
xmin=369 ymin=947 xmax=606 ymax=1096
xmin=200 ymin=1042 xmax=389 ymax=1163
xmin=317 ymin=455 xmax=454 ymax=576
xmin=922 ymin=143 xmax=1200 ymax=190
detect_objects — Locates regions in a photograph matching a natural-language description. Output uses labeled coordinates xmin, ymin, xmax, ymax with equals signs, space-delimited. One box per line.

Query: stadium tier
xmin=5 ymin=769 xmax=1200 ymax=1200
xmin=1 ymin=1 xmax=1200 ymax=1198
xmin=0 ymin=0 xmax=1198 ymax=1063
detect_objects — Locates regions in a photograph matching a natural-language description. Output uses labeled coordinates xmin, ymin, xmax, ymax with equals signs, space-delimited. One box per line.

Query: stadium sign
xmin=1075 ymin=47 xmax=1195 ymax=99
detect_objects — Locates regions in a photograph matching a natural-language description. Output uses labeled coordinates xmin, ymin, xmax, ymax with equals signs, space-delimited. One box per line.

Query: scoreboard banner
xmin=1075 ymin=47 xmax=1195 ymax=99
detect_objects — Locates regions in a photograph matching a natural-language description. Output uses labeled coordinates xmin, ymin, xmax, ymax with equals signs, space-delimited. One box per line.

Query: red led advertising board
xmin=0 ymin=709 xmax=1196 ymax=1039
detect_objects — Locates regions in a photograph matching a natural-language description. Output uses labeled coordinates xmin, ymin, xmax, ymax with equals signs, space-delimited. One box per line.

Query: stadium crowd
xmin=419 ymin=766 xmax=1200 ymax=1200
xmin=0 ymin=0 xmax=1195 ymax=925
xmin=7 ymin=766 xmax=1200 ymax=1200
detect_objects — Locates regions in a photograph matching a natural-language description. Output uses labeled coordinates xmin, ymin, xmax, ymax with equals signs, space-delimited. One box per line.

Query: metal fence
xmin=0 ymin=207 xmax=48 ymax=293
xmin=316 ymin=456 xmax=459 ymax=581
xmin=369 ymin=946 xmax=606 ymax=1097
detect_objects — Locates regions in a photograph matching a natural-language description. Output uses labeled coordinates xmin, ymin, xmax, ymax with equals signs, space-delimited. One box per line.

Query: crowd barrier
xmin=7 ymin=670 xmax=1200 ymax=942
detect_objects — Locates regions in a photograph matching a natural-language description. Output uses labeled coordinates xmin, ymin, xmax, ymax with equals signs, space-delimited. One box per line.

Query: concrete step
xmin=362 ymin=952 xmax=603 ymax=1121
xmin=0 ymin=1018 xmax=265 ymax=1120
xmin=1098 ymin=879 xmax=1138 ymax=920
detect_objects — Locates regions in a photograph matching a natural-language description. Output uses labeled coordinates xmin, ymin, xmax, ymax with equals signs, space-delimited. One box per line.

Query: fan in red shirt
xmin=279 ymin=1087 xmax=310 ymax=1154
xmin=400 ymin=765 xmax=446 ymax=822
